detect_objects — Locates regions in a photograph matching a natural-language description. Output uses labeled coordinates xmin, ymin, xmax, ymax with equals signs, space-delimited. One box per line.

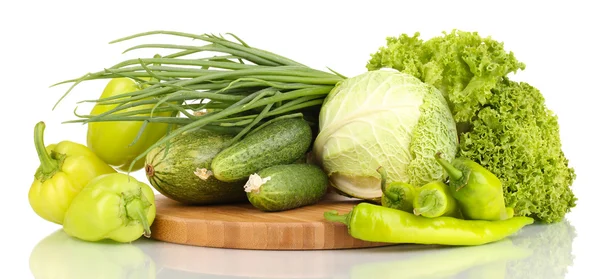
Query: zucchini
xmin=211 ymin=118 xmax=312 ymax=182
xmin=244 ymin=164 xmax=329 ymax=211
xmin=144 ymin=128 xmax=247 ymax=204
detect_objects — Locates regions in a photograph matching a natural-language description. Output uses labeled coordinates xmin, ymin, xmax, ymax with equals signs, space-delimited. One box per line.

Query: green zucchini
xmin=144 ymin=128 xmax=247 ymax=204
xmin=244 ymin=164 xmax=329 ymax=212
xmin=211 ymin=118 xmax=312 ymax=182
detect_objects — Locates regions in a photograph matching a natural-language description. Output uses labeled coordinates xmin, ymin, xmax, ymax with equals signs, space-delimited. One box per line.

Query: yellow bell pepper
xmin=28 ymin=121 xmax=115 ymax=225
xmin=62 ymin=173 xmax=156 ymax=243
xmin=86 ymin=77 xmax=172 ymax=172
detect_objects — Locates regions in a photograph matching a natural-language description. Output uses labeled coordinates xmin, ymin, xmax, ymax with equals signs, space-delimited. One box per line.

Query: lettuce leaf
xmin=366 ymin=30 xmax=576 ymax=223
xmin=462 ymin=79 xmax=576 ymax=222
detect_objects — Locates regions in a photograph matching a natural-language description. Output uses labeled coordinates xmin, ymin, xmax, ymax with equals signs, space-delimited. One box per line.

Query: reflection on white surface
xmin=29 ymin=230 xmax=156 ymax=278
xmin=29 ymin=221 xmax=575 ymax=279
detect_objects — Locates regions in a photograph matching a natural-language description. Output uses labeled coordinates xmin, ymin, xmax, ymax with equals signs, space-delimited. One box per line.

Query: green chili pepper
xmin=412 ymin=180 xmax=462 ymax=218
xmin=377 ymin=167 xmax=416 ymax=212
xmin=324 ymin=202 xmax=533 ymax=246
xmin=435 ymin=152 xmax=512 ymax=221
xmin=62 ymin=173 xmax=156 ymax=243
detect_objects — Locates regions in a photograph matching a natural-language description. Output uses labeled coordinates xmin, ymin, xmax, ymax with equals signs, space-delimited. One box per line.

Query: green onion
xmin=53 ymin=30 xmax=346 ymax=173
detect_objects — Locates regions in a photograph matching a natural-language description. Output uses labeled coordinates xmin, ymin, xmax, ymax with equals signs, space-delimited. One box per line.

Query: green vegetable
xmin=412 ymin=180 xmax=461 ymax=218
xmin=381 ymin=182 xmax=416 ymax=213
xmin=349 ymin=220 xmax=576 ymax=279
xmin=62 ymin=173 xmax=156 ymax=243
xmin=366 ymin=30 xmax=576 ymax=223
xmin=29 ymin=121 xmax=116 ymax=225
xmin=312 ymin=69 xmax=459 ymax=200
xmin=435 ymin=152 xmax=511 ymax=221
xmin=377 ymin=167 xmax=416 ymax=212
xmin=324 ymin=202 xmax=533 ymax=246
xmin=55 ymin=30 xmax=344 ymax=173
xmin=211 ymin=117 xmax=313 ymax=182
xmin=29 ymin=230 xmax=156 ymax=279
xmin=244 ymin=164 xmax=329 ymax=211
xmin=87 ymin=77 xmax=173 ymax=172
xmin=367 ymin=30 xmax=526 ymax=123
xmin=144 ymin=128 xmax=247 ymax=204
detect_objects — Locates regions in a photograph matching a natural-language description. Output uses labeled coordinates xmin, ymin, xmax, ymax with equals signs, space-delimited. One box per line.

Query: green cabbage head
xmin=313 ymin=69 xmax=459 ymax=200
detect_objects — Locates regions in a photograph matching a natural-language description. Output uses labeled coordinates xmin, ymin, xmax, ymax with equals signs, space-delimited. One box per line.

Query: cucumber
xmin=144 ymin=128 xmax=247 ymax=204
xmin=244 ymin=164 xmax=329 ymax=212
xmin=211 ymin=118 xmax=312 ymax=182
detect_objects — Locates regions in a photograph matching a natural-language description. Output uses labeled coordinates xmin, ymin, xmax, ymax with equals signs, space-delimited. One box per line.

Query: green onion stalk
xmin=52 ymin=30 xmax=346 ymax=173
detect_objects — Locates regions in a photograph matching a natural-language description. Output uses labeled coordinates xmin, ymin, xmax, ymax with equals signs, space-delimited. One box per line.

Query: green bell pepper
xmin=86 ymin=77 xmax=173 ymax=172
xmin=62 ymin=173 xmax=156 ymax=243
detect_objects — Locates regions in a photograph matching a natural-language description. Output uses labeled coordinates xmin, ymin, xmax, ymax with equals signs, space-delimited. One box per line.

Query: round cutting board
xmin=149 ymin=192 xmax=393 ymax=250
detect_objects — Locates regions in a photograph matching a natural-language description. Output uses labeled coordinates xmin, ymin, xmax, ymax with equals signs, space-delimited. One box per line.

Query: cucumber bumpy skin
xmin=210 ymin=118 xmax=313 ymax=182
xmin=144 ymin=129 xmax=247 ymax=204
xmin=245 ymin=164 xmax=329 ymax=212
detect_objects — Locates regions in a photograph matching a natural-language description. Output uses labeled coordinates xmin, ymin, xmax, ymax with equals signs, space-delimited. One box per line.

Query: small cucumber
xmin=244 ymin=164 xmax=329 ymax=212
xmin=211 ymin=118 xmax=312 ymax=182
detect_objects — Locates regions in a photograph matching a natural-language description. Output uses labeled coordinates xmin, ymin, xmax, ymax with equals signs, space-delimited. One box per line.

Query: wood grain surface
xmin=149 ymin=193 xmax=393 ymax=250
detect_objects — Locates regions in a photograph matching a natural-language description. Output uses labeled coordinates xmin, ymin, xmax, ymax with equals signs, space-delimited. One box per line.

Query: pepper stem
xmin=126 ymin=198 xmax=151 ymax=238
xmin=377 ymin=166 xmax=399 ymax=201
xmin=34 ymin=122 xmax=59 ymax=179
xmin=413 ymin=194 xmax=438 ymax=216
xmin=413 ymin=204 xmax=434 ymax=216
xmin=324 ymin=210 xmax=350 ymax=226
xmin=435 ymin=152 xmax=463 ymax=181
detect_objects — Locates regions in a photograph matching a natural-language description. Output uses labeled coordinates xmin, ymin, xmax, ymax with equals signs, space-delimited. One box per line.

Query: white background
xmin=2 ymin=0 xmax=598 ymax=278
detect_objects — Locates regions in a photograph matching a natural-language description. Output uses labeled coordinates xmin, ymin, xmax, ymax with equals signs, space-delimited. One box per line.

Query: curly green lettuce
xmin=366 ymin=30 xmax=576 ymax=223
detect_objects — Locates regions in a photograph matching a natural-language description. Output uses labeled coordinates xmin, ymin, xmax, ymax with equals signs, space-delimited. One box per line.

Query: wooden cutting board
xmin=149 ymin=192 xmax=393 ymax=250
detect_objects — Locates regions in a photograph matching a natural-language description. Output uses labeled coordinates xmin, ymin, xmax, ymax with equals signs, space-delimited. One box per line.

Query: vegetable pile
xmin=366 ymin=30 xmax=576 ymax=223
xmin=28 ymin=28 xmax=575 ymax=246
xmin=29 ymin=122 xmax=155 ymax=243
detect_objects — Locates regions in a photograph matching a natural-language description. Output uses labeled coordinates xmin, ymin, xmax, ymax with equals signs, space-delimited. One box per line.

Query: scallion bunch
xmin=54 ymin=30 xmax=345 ymax=172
